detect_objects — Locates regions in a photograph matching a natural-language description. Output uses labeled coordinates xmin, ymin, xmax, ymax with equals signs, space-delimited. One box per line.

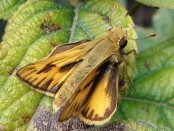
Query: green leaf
xmin=0 ymin=0 xmax=137 ymax=130
xmin=135 ymin=0 xmax=174 ymax=9
xmin=115 ymin=38 xmax=174 ymax=129
xmin=0 ymin=0 xmax=26 ymax=19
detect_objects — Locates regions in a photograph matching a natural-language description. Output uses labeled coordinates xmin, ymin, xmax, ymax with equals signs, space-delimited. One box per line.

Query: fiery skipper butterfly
xmin=16 ymin=27 xmax=135 ymax=125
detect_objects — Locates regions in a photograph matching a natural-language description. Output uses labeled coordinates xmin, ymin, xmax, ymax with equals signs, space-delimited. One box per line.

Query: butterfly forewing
xmin=17 ymin=40 xmax=94 ymax=97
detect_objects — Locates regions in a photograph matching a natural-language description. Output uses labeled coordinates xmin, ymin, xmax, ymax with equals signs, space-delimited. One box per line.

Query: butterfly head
xmin=109 ymin=27 xmax=128 ymax=49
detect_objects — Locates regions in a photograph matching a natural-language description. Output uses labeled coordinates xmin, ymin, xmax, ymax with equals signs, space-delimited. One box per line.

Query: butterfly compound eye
xmin=119 ymin=37 xmax=127 ymax=49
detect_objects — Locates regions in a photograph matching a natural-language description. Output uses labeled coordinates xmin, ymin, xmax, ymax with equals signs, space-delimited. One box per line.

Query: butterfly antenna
xmin=127 ymin=33 xmax=156 ymax=41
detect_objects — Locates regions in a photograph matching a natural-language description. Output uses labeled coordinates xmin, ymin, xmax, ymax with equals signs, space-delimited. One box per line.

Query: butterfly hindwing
xmin=16 ymin=40 xmax=92 ymax=97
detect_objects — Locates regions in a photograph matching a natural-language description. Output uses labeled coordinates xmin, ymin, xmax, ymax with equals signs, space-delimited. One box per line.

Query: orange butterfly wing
xmin=17 ymin=40 xmax=93 ymax=97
